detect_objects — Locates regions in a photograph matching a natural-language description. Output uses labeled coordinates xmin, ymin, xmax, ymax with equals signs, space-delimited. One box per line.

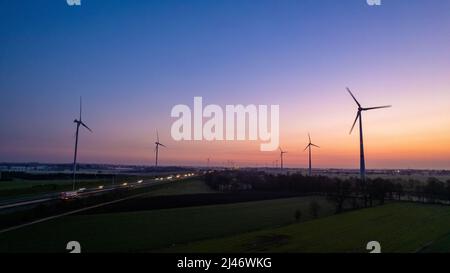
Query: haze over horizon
xmin=1 ymin=0 xmax=450 ymax=169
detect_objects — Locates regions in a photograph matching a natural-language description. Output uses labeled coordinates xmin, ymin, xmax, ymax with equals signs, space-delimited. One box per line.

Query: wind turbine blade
xmin=159 ymin=143 xmax=167 ymax=148
xmin=349 ymin=112 xmax=360 ymax=134
xmin=311 ymin=144 xmax=320 ymax=148
xmin=303 ymin=144 xmax=310 ymax=151
xmin=81 ymin=122 xmax=92 ymax=132
xmin=346 ymin=88 xmax=361 ymax=107
xmin=157 ymin=130 xmax=159 ymax=143
xmin=363 ymin=105 xmax=392 ymax=111
xmin=308 ymin=133 xmax=311 ymax=143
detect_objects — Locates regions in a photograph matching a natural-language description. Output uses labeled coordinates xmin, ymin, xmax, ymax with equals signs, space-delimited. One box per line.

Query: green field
xmin=0 ymin=179 xmax=110 ymax=199
xmin=166 ymin=202 xmax=450 ymax=253
xmin=0 ymin=179 xmax=112 ymax=191
xmin=3 ymin=174 xmax=450 ymax=253
xmin=0 ymin=196 xmax=333 ymax=253
xmin=141 ymin=179 xmax=217 ymax=197
xmin=0 ymin=175 xmax=210 ymax=199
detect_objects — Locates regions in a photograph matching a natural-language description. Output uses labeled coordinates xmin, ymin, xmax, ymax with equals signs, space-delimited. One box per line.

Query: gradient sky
xmin=1 ymin=0 xmax=449 ymax=169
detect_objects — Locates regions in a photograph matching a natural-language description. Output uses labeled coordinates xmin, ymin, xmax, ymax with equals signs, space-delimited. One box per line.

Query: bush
xmin=309 ymin=201 xmax=321 ymax=218
xmin=295 ymin=209 xmax=302 ymax=222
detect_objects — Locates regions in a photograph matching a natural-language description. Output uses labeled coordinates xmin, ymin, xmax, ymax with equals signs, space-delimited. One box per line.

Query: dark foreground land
xmin=2 ymin=172 xmax=450 ymax=253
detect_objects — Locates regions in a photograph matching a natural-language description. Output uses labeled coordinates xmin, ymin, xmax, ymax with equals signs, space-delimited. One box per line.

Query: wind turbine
xmin=347 ymin=88 xmax=391 ymax=182
xmin=154 ymin=131 xmax=166 ymax=167
xmin=72 ymin=97 xmax=92 ymax=191
xmin=304 ymin=133 xmax=320 ymax=176
xmin=279 ymin=147 xmax=287 ymax=170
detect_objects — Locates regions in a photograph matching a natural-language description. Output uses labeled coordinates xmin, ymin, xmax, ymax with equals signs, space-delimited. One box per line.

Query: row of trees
xmin=414 ymin=177 xmax=450 ymax=203
xmin=205 ymin=171 xmax=450 ymax=213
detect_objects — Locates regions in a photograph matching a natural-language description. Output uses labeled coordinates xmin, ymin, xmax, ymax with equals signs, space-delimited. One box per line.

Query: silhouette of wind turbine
xmin=72 ymin=97 xmax=92 ymax=191
xmin=304 ymin=133 xmax=320 ymax=176
xmin=154 ymin=131 xmax=166 ymax=167
xmin=279 ymin=147 xmax=287 ymax=170
xmin=347 ymin=88 xmax=391 ymax=182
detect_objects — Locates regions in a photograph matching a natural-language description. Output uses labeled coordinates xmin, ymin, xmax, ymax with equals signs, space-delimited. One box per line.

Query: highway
xmin=0 ymin=173 xmax=197 ymax=211
xmin=0 ymin=189 xmax=161 ymax=234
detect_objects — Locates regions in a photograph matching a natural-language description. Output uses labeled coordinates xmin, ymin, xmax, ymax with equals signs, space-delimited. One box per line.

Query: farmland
xmin=3 ymin=175 xmax=450 ymax=253
xmin=165 ymin=202 xmax=450 ymax=253
xmin=0 ymin=195 xmax=333 ymax=252
xmin=0 ymin=179 xmax=111 ymax=200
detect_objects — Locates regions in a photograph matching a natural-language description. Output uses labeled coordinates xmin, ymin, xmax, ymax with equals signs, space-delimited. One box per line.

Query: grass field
xmin=0 ymin=179 xmax=110 ymax=199
xmin=141 ymin=179 xmax=217 ymax=197
xmin=165 ymin=202 xmax=450 ymax=253
xmin=3 ymin=175 xmax=450 ymax=253
xmin=0 ymin=196 xmax=333 ymax=253
xmin=0 ymin=178 xmax=118 ymax=191
xmin=0 ymin=175 xmax=212 ymax=199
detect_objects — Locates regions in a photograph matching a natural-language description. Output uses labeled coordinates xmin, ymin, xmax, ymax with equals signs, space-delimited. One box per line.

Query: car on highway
xmin=60 ymin=191 xmax=79 ymax=200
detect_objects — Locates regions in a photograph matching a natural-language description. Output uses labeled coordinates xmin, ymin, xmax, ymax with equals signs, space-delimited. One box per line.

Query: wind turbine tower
xmin=304 ymin=133 xmax=320 ymax=176
xmin=347 ymin=88 xmax=391 ymax=182
xmin=279 ymin=148 xmax=287 ymax=170
xmin=72 ymin=97 xmax=92 ymax=191
xmin=154 ymin=131 xmax=166 ymax=167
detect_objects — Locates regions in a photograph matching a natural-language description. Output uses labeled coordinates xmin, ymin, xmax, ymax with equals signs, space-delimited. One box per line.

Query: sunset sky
xmin=1 ymin=0 xmax=449 ymax=169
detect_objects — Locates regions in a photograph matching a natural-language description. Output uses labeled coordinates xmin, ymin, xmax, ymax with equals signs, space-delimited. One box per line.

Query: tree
xmin=368 ymin=178 xmax=394 ymax=205
xmin=425 ymin=177 xmax=445 ymax=203
xmin=295 ymin=209 xmax=302 ymax=222
xmin=308 ymin=201 xmax=321 ymax=218
xmin=327 ymin=180 xmax=352 ymax=214
xmin=394 ymin=183 xmax=404 ymax=200
xmin=445 ymin=180 xmax=450 ymax=201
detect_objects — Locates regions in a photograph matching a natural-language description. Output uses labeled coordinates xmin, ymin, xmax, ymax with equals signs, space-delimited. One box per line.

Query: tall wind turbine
xmin=279 ymin=147 xmax=287 ymax=170
xmin=304 ymin=133 xmax=320 ymax=176
xmin=347 ymin=88 xmax=391 ymax=181
xmin=72 ymin=97 xmax=92 ymax=191
xmin=154 ymin=131 xmax=166 ymax=167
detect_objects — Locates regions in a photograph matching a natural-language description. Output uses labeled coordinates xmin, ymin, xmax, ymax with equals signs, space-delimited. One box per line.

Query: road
xmin=0 ymin=173 xmax=197 ymax=211
xmin=0 ymin=173 xmax=199 ymax=234
xmin=0 ymin=190 xmax=159 ymax=234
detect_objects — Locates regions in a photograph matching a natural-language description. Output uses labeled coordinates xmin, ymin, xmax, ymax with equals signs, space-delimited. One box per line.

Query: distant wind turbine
xmin=279 ymin=147 xmax=287 ymax=170
xmin=347 ymin=88 xmax=391 ymax=181
xmin=304 ymin=133 xmax=320 ymax=176
xmin=72 ymin=97 xmax=92 ymax=191
xmin=154 ymin=131 xmax=166 ymax=167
